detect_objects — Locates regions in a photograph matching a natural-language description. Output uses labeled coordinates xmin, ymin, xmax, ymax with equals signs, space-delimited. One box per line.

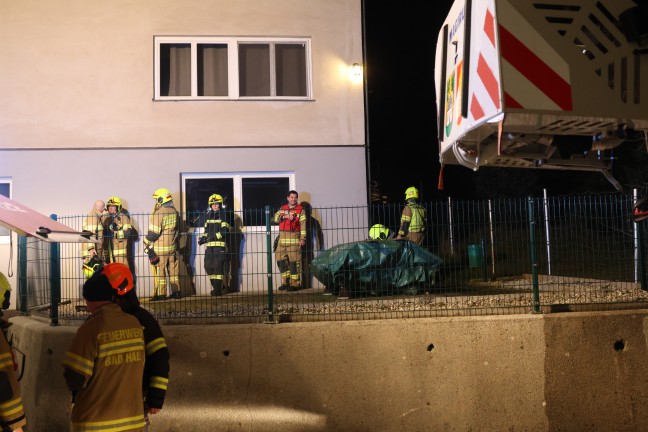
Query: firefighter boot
xmin=210 ymin=279 xmax=223 ymax=296
xmin=287 ymin=261 xmax=301 ymax=291
xmin=277 ymin=258 xmax=290 ymax=290
xmin=168 ymin=281 xmax=182 ymax=299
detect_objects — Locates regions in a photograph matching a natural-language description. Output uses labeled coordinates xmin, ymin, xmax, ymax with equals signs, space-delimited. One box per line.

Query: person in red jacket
xmin=273 ymin=190 xmax=306 ymax=291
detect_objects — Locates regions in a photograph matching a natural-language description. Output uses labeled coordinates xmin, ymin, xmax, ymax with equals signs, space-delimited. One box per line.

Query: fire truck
xmin=435 ymin=0 xmax=648 ymax=189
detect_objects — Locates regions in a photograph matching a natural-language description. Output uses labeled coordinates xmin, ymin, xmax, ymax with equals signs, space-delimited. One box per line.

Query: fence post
xmin=265 ymin=206 xmax=276 ymax=323
xmin=480 ymin=238 xmax=487 ymax=282
xmin=447 ymin=197 xmax=454 ymax=257
xmin=487 ymin=200 xmax=495 ymax=279
xmin=18 ymin=235 xmax=28 ymax=315
xmin=527 ymin=198 xmax=541 ymax=313
xmin=543 ymin=189 xmax=552 ymax=276
xmin=49 ymin=214 xmax=61 ymax=326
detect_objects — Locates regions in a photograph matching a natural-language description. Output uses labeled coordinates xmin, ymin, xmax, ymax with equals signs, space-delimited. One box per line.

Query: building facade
xmin=0 ymin=0 xmax=368 ymax=296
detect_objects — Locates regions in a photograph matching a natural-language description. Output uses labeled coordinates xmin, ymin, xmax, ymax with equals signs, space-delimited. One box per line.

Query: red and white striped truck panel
xmin=435 ymin=0 xmax=648 ymax=188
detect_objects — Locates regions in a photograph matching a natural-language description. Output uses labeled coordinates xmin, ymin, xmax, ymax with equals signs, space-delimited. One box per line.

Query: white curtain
xmin=168 ymin=45 xmax=191 ymax=96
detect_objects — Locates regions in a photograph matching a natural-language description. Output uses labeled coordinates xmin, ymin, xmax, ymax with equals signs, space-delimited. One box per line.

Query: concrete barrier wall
xmin=8 ymin=310 xmax=648 ymax=431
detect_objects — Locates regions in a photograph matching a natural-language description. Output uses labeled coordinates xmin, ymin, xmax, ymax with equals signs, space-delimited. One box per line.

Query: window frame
xmin=181 ymin=172 xmax=295 ymax=231
xmin=154 ymin=36 xmax=313 ymax=101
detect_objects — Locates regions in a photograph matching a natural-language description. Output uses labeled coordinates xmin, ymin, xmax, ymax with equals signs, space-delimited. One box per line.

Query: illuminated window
xmin=155 ymin=37 xmax=311 ymax=100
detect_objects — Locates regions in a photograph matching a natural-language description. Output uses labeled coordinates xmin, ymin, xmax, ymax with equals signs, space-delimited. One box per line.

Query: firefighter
xmin=198 ymin=194 xmax=232 ymax=296
xmin=368 ymin=224 xmax=392 ymax=240
xmin=81 ymin=200 xmax=106 ymax=279
xmin=396 ymin=187 xmax=427 ymax=246
xmin=145 ymin=188 xmax=181 ymax=300
xmin=273 ymin=190 xmax=306 ymax=291
xmin=103 ymin=196 xmax=134 ymax=268
xmin=63 ymin=264 xmax=146 ymax=432
xmin=0 ymin=273 xmax=26 ymax=432
xmin=112 ymin=263 xmax=170 ymax=430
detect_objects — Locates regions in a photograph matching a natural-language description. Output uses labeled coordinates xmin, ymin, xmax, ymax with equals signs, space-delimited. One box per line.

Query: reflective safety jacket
xmin=202 ymin=209 xmax=232 ymax=248
xmin=81 ymin=209 xmax=105 ymax=260
xmin=104 ymin=211 xmax=133 ymax=259
xmin=273 ymin=204 xmax=306 ymax=241
xmin=0 ymin=322 xmax=26 ymax=431
xmin=145 ymin=204 xmax=178 ymax=255
xmin=121 ymin=304 xmax=170 ymax=410
xmin=63 ymin=303 xmax=145 ymax=432
xmin=398 ymin=202 xmax=427 ymax=236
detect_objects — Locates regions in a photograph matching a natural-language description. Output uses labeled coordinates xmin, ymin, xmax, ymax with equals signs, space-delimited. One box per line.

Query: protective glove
xmin=110 ymin=222 xmax=121 ymax=231
xmin=198 ymin=236 xmax=208 ymax=245
xmin=144 ymin=245 xmax=160 ymax=265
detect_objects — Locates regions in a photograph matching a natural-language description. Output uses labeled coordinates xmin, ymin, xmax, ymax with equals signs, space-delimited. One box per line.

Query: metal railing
xmin=16 ymin=192 xmax=648 ymax=324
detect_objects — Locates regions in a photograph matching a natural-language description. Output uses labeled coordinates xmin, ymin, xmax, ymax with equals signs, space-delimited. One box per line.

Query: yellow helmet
xmin=0 ymin=272 xmax=11 ymax=310
xmin=83 ymin=262 xmax=99 ymax=279
xmin=208 ymin=194 xmax=223 ymax=206
xmin=153 ymin=188 xmax=173 ymax=204
xmin=106 ymin=196 xmax=122 ymax=212
xmin=368 ymin=224 xmax=391 ymax=240
xmin=405 ymin=186 xmax=419 ymax=201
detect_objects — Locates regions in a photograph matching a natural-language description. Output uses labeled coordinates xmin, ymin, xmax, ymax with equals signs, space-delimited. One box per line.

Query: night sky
xmin=364 ymin=2 xmax=450 ymax=202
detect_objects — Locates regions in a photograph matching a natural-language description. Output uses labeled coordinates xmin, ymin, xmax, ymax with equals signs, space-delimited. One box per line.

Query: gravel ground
xmin=36 ymin=274 xmax=648 ymax=324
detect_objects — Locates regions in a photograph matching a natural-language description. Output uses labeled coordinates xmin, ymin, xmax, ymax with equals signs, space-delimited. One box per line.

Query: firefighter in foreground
xmin=396 ymin=187 xmax=427 ymax=246
xmin=81 ymin=200 xmax=106 ymax=278
xmin=111 ymin=263 xmax=170 ymax=430
xmin=0 ymin=273 xmax=26 ymax=432
xmin=273 ymin=190 xmax=306 ymax=291
xmin=63 ymin=264 xmax=146 ymax=432
xmin=198 ymin=194 xmax=232 ymax=296
xmin=103 ymin=196 xmax=134 ymax=267
xmin=144 ymin=188 xmax=181 ymax=300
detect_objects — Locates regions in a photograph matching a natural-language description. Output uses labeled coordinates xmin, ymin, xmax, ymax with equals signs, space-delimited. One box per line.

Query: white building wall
xmin=0 ymin=0 xmax=367 ymax=297
xmin=0 ymin=147 xmax=369 ymax=296
xmin=0 ymin=0 xmax=365 ymax=150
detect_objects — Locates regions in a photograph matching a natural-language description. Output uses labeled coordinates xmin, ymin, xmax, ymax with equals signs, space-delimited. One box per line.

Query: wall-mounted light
xmin=352 ymin=63 xmax=363 ymax=77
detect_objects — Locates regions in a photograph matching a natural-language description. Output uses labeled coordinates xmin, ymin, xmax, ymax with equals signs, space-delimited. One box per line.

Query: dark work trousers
xmin=205 ymin=246 xmax=226 ymax=293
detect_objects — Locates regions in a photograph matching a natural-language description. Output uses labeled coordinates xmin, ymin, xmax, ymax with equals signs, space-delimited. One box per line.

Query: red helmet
xmin=83 ymin=262 xmax=134 ymax=301
xmin=101 ymin=263 xmax=134 ymax=296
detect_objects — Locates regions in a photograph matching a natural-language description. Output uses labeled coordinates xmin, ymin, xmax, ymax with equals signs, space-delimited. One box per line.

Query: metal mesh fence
xmin=16 ymin=192 xmax=648 ymax=324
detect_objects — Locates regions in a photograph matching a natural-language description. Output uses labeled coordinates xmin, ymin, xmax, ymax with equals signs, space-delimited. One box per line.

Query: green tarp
xmin=310 ymin=239 xmax=442 ymax=297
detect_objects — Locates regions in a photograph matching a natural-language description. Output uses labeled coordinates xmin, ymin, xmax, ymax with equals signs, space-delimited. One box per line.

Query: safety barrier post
xmin=265 ymin=206 xmax=276 ymax=323
xmin=49 ymin=214 xmax=61 ymax=326
xmin=527 ymin=198 xmax=541 ymax=313
xmin=18 ymin=235 xmax=28 ymax=315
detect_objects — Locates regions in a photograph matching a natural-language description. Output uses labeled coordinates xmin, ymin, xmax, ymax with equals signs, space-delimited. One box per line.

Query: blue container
xmin=468 ymin=244 xmax=482 ymax=267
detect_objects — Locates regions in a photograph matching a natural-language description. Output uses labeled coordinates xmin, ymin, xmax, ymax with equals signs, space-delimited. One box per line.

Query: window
xmin=155 ymin=37 xmax=311 ymax=100
xmin=241 ymin=177 xmax=291 ymax=226
xmin=0 ymin=179 xmax=11 ymax=244
xmin=184 ymin=177 xmax=234 ymax=228
xmin=182 ymin=173 xmax=294 ymax=228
